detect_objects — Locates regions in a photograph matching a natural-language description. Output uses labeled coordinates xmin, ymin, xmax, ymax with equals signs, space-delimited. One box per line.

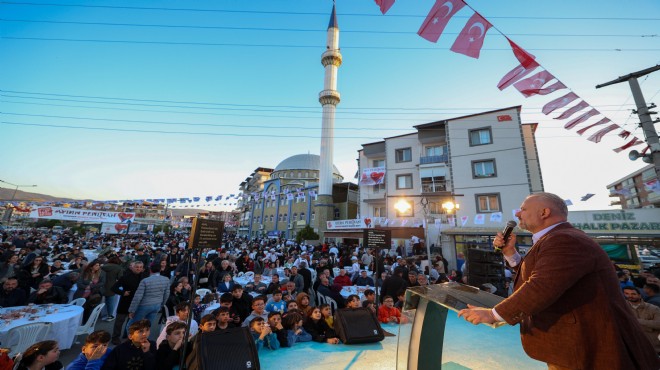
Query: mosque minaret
xmin=316 ymin=3 xmax=342 ymax=234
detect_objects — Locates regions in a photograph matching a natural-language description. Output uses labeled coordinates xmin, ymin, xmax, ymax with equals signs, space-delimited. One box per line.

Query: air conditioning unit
xmin=259 ymin=225 xmax=264 ymax=230
xmin=288 ymin=223 xmax=293 ymax=230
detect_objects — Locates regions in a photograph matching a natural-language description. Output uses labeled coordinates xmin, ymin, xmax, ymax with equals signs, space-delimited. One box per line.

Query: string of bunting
xmin=374 ymin=0 xmax=649 ymax=153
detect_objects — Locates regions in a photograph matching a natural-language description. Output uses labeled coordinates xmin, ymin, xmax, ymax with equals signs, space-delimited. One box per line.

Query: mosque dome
xmin=273 ymin=154 xmax=343 ymax=180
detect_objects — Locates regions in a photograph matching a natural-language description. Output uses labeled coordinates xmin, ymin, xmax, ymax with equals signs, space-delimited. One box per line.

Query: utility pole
xmin=596 ymin=65 xmax=660 ymax=177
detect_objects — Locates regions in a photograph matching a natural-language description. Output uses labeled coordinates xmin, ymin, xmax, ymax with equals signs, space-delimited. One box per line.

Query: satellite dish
xmin=629 ymin=150 xmax=640 ymax=161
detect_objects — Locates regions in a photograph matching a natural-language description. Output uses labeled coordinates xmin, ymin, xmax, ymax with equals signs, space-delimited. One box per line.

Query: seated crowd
xmin=4 ymin=227 xmax=659 ymax=369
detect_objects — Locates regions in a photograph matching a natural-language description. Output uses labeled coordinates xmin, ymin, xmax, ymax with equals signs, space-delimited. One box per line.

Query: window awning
xmin=420 ymin=167 xmax=447 ymax=178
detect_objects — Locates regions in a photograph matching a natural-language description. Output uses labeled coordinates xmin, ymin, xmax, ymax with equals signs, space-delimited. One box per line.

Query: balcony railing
xmin=420 ymin=154 xmax=448 ymax=164
xmin=421 ymin=182 xmax=448 ymax=193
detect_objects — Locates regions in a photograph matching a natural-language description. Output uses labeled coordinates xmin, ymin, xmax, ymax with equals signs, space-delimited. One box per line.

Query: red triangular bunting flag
xmin=450 ymin=12 xmax=492 ymax=58
xmin=522 ymin=81 xmax=567 ymax=97
xmin=375 ymin=0 xmax=395 ymax=14
xmin=587 ymin=124 xmax=619 ymax=143
xmin=513 ymin=70 xmax=561 ymax=97
xmin=418 ymin=0 xmax=465 ymax=43
xmin=507 ymin=38 xmax=536 ymax=68
xmin=618 ymin=130 xmax=631 ymax=139
xmin=576 ymin=118 xmax=610 ymax=135
xmin=564 ymin=108 xmax=599 ymax=129
xmin=555 ymin=101 xmax=589 ymax=120
xmin=497 ymin=63 xmax=539 ymax=90
xmin=542 ymin=92 xmax=579 ymax=115
xmin=613 ymin=137 xmax=644 ymax=153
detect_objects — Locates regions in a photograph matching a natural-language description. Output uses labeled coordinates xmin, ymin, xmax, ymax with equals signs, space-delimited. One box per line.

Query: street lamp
xmin=0 ymin=179 xmax=37 ymax=225
xmin=394 ymin=199 xmax=412 ymax=215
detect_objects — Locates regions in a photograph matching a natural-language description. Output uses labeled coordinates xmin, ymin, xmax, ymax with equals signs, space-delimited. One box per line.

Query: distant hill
xmin=0 ymin=187 xmax=214 ymax=213
xmin=0 ymin=187 xmax=82 ymax=203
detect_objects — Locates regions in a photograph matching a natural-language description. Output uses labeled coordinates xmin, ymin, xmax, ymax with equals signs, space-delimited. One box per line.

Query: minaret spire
xmin=316 ymin=2 xmax=342 ymax=236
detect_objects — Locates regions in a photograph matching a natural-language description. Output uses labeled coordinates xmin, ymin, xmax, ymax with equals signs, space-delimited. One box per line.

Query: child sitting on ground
xmin=282 ymin=311 xmax=312 ymax=345
xmin=249 ymin=317 xmax=280 ymax=351
xmin=378 ymin=295 xmax=408 ymax=324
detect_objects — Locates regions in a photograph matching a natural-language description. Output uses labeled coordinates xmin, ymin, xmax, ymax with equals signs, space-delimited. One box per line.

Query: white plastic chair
xmin=332 ymin=267 xmax=340 ymax=277
xmin=7 ymin=322 xmax=52 ymax=357
xmin=74 ymin=303 xmax=105 ymax=343
xmin=237 ymin=272 xmax=244 ymax=277
xmin=70 ymin=297 xmax=86 ymax=306
xmin=325 ymin=296 xmax=338 ymax=314
xmin=196 ymin=288 xmax=212 ymax=297
xmin=12 ymin=353 xmax=22 ymax=370
xmin=244 ymin=271 xmax=254 ymax=280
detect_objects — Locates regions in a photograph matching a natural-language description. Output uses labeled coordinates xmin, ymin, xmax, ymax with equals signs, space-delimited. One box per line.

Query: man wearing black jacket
xmin=110 ymin=261 xmax=147 ymax=345
xmin=0 ymin=277 xmax=26 ymax=307
xmin=380 ymin=267 xmax=407 ymax=303
xmin=298 ymin=261 xmax=313 ymax=294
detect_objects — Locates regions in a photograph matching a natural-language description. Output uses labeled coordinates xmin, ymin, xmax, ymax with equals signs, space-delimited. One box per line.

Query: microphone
xmin=495 ymin=220 xmax=517 ymax=252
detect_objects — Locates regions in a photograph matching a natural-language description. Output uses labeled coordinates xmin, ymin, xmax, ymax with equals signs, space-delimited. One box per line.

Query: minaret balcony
xmin=321 ymin=50 xmax=343 ymax=67
xmin=319 ymin=90 xmax=341 ymax=105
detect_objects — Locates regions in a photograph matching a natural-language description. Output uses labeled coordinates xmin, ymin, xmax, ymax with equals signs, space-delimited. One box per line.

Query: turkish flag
xmin=450 ymin=12 xmax=492 ymax=58
xmin=563 ymin=108 xmax=599 ymax=129
xmin=497 ymin=63 xmax=538 ymax=90
xmin=418 ymin=0 xmax=465 ymax=43
xmin=541 ymin=92 xmax=579 ymax=115
xmin=576 ymin=118 xmax=610 ymax=135
xmin=555 ymin=101 xmax=589 ymax=120
xmin=613 ymin=137 xmax=644 ymax=153
xmin=375 ymin=0 xmax=395 ymax=14
xmin=518 ymin=81 xmax=566 ymax=97
xmin=513 ymin=70 xmax=555 ymax=97
xmin=507 ymin=38 xmax=536 ymax=68
xmin=587 ymin=124 xmax=619 ymax=143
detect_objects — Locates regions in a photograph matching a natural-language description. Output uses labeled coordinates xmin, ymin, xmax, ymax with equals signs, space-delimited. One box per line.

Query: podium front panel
xmin=397 ymin=282 xmax=544 ymax=370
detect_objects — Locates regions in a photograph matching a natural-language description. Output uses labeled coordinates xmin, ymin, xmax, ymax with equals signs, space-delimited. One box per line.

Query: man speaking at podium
xmin=458 ymin=192 xmax=658 ymax=369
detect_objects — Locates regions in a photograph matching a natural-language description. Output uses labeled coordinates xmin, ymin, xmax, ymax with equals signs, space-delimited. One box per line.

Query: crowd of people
xmin=1 ymin=226 xmax=437 ymax=369
xmin=2 ymin=218 xmax=660 ymax=369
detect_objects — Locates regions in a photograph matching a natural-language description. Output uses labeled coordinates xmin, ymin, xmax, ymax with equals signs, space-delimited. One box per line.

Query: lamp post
xmin=0 ymin=179 xmax=37 ymax=225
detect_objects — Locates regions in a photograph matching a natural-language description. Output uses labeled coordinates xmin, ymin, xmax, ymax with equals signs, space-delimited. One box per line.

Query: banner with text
xmin=359 ymin=167 xmax=386 ymax=186
xmin=326 ymin=219 xmax=369 ymax=230
xmin=30 ymin=207 xmax=135 ymax=223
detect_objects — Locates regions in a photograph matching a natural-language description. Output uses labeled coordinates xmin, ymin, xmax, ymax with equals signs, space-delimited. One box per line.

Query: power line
xmin=0 ymin=90 xmax=640 ymax=112
xmin=0 ymin=120 xmax=626 ymax=140
xmin=2 ymin=2 xmax=659 ymax=21
xmin=2 ymin=111 xmax=581 ymax=132
xmin=0 ymin=121 xmax=378 ymax=139
xmin=3 ymin=37 xmax=657 ymax=52
xmin=1 ymin=19 xmax=655 ymax=38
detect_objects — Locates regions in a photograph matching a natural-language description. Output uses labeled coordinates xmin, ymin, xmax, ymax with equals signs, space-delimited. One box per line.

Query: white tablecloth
xmin=0 ymin=305 xmax=84 ymax=350
xmin=340 ymin=286 xmax=377 ymax=301
xmin=233 ymin=276 xmax=272 ymax=286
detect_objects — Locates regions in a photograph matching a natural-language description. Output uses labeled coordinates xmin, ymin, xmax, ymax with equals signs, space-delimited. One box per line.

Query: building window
xmin=421 ymin=176 xmax=446 ymax=193
xmin=299 ymin=212 xmax=305 ymax=220
xmin=469 ymin=127 xmax=492 ymax=146
xmin=472 ymin=159 xmax=496 ymax=178
xmin=476 ymin=193 xmax=501 ymax=213
xmin=425 ymin=146 xmax=444 ymax=156
xmin=395 ymin=148 xmax=412 ymax=163
xmin=311 ymin=212 xmax=316 ymax=221
xmin=374 ymin=207 xmax=386 ymax=217
xmin=395 ymin=201 xmax=414 ymax=217
xmin=396 ymin=174 xmax=413 ymax=189
xmin=292 ymin=213 xmax=298 ymax=221
xmin=269 ymin=215 xmax=274 ymax=222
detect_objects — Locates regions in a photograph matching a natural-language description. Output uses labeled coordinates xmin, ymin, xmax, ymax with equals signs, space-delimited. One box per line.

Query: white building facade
xmin=358 ymin=106 xmax=544 ymax=267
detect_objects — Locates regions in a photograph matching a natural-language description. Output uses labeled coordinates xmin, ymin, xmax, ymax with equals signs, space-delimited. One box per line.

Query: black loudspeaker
xmin=467 ymin=248 xmax=506 ymax=296
xmin=334 ymin=307 xmax=385 ymax=344
xmin=187 ymin=327 xmax=260 ymax=370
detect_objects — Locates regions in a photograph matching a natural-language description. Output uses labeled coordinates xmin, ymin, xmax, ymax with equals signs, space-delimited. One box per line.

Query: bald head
xmin=516 ymin=192 xmax=568 ymax=233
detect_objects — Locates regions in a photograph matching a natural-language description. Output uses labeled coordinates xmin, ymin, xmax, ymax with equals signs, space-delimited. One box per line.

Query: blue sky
xmin=1 ymin=0 xmax=658 ymax=211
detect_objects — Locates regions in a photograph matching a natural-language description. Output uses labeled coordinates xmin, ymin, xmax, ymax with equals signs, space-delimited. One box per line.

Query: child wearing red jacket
xmin=378 ymin=295 xmax=408 ymax=324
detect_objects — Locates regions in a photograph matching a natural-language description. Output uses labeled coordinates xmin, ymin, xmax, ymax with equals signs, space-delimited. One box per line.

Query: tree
xmin=296 ymin=225 xmax=319 ymax=244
